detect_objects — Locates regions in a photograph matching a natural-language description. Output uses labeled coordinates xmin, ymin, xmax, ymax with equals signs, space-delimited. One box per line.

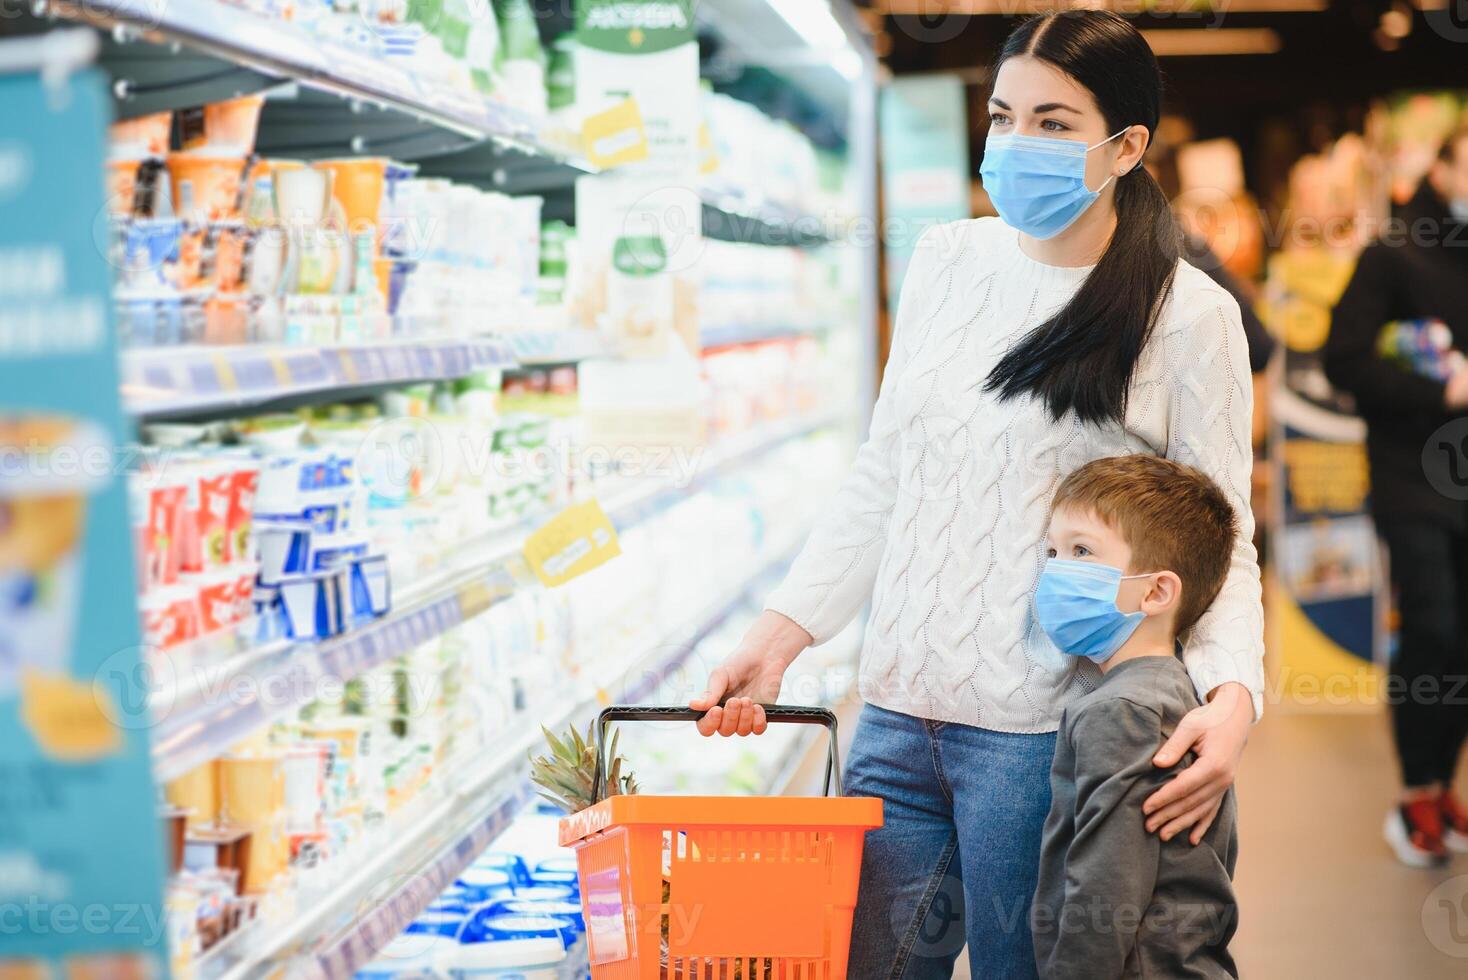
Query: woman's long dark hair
xmin=983 ymin=11 xmax=1179 ymax=426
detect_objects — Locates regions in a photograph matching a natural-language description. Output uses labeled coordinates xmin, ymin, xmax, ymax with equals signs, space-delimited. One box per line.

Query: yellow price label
xmin=210 ymin=353 xmax=239 ymax=393
xmin=582 ymin=99 xmax=650 ymax=170
xmin=523 ymin=499 xmax=622 ymax=588
xmin=268 ymin=354 xmax=292 ymax=387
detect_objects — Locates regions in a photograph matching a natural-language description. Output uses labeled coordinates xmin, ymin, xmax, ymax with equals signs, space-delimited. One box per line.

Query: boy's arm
xmin=1043 ymin=698 xmax=1170 ymax=980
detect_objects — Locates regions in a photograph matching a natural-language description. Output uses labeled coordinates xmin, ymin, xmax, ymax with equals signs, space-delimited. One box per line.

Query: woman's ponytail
xmin=982 ymin=11 xmax=1181 ymax=427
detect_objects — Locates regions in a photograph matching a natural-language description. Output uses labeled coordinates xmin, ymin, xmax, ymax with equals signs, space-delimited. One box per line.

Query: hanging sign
xmin=0 ymin=63 xmax=169 ymax=974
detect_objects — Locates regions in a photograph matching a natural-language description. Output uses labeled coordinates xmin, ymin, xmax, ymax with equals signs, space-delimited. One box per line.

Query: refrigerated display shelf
xmin=122 ymin=337 xmax=518 ymax=419
xmin=700 ymin=179 xmax=841 ymax=249
xmin=213 ymin=526 xmax=809 ymax=980
xmin=504 ymin=328 xmax=615 ymax=366
xmin=149 ymin=410 xmax=844 ymax=782
xmin=45 ymin=0 xmax=590 ymax=168
xmin=507 ymin=324 xmax=833 ymax=367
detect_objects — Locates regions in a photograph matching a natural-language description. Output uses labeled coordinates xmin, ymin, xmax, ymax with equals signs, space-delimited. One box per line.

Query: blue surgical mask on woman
xmin=980 ymin=129 xmax=1128 ymax=240
xmin=1034 ymin=558 xmax=1153 ymax=663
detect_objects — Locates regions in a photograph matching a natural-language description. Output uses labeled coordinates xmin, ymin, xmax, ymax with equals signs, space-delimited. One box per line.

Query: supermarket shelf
xmin=47 ymin=0 xmax=591 ymax=168
xmin=700 ymin=322 xmax=828 ymax=349
xmin=121 ymin=338 xmax=517 ymax=420
xmin=507 ymin=325 xmax=826 ymax=365
xmin=148 ymin=411 xmax=843 ymax=783
xmin=243 ymin=528 xmax=808 ymax=980
xmin=701 ymin=180 xmax=840 ymax=249
xmin=504 ymin=329 xmax=615 ymax=367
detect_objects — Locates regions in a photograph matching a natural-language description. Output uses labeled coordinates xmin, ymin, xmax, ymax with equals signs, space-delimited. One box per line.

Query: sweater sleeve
xmin=1167 ymin=293 xmax=1267 ymax=720
xmin=1322 ymin=243 xmax=1447 ymax=419
xmin=1040 ymin=699 xmax=1168 ymax=980
xmin=763 ymin=226 xmax=952 ymax=644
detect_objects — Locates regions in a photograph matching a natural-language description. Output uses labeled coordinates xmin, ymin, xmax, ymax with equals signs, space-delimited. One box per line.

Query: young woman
xmin=692 ymin=11 xmax=1264 ymax=977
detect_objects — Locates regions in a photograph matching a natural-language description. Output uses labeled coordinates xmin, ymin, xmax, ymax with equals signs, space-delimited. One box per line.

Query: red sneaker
xmin=1384 ymin=799 xmax=1450 ymax=867
xmin=1441 ymin=790 xmax=1468 ymax=854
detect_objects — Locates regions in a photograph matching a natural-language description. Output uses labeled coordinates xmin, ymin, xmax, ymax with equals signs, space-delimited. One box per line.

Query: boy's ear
xmin=1139 ymin=570 xmax=1183 ymax=619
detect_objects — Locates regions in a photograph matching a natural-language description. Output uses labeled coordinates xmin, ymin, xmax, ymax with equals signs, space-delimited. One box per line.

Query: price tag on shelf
xmin=522 ymin=499 xmax=621 ymax=587
xmin=581 ymin=98 xmax=649 ymax=170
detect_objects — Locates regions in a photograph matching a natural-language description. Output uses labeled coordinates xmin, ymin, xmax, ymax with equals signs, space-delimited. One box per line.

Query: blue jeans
xmin=845 ymin=704 xmax=1058 ymax=980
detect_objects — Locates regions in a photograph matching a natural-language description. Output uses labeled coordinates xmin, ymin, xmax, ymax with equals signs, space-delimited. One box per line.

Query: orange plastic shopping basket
xmin=560 ymin=705 xmax=883 ymax=980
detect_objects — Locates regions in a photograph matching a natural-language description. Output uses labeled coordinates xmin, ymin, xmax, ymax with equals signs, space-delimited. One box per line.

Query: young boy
xmin=1030 ymin=454 xmax=1240 ymax=979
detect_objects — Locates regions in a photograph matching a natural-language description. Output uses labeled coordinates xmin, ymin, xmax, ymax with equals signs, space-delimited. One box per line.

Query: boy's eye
xmin=1071 ymin=544 xmax=1091 ymax=558
xmin=1046 ymin=547 xmax=1057 ymax=559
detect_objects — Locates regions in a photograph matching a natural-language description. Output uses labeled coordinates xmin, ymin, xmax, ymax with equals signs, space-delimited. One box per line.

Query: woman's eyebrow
xmin=988 ymin=97 xmax=1011 ymax=109
xmin=1033 ymin=102 xmax=1081 ymax=114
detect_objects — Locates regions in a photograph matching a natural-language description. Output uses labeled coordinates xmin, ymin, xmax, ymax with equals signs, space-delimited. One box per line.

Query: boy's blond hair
xmin=1053 ymin=455 xmax=1237 ymax=634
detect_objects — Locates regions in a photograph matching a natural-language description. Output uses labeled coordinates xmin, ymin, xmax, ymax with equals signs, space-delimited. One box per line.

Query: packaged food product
xmin=167 ymin=154 xmax=247 ymax=224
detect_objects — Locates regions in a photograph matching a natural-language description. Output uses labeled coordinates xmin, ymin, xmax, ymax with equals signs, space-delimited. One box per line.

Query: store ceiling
xmin=860 ymin=0 xmax=1468 ymax=172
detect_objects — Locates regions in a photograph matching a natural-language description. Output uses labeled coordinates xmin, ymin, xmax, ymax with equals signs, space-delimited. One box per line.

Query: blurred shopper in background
xmin=1323 ymin=126 xmax=1468 ymax=867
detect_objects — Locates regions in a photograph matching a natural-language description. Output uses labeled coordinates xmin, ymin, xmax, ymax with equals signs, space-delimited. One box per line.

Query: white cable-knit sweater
xmin=767 ymin=217 xmax=1265 ymax=733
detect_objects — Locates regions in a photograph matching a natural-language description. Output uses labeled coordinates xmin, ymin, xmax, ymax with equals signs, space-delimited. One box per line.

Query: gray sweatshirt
xmin=1031 ymin=655 xmax=1239 ymax=979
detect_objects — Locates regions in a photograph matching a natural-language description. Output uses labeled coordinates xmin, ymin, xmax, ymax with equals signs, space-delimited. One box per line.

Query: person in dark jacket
xmin=1323 ymin=126 xmax=1468 ymax=867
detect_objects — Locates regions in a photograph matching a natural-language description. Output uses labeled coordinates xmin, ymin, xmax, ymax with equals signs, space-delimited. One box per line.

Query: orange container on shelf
xmin=106 ymin=159 xmax=142 ymax=217
xmin=167 ymin=154 xmax=247 ymax=224
xmin=313 ymin=157 xmax=389 ymax=236
xmin=109 ymin=110 xmax=173 ymax=157
xmin=181 ymin=95 xmax=265 ymax=154
xmin=560 ymin=705 xmax=883 ymax=980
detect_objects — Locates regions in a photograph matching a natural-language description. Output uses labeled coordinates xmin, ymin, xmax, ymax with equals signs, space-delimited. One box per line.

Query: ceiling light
xmin=766 ymin=0 xmax=851 ymax=51
xmin=1379 ymin=6 xmax=1413 ymax=37
xmin=1139 ymin=27 xmax=1284 ymax=56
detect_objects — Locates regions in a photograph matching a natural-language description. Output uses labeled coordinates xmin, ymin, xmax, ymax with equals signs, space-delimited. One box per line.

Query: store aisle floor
xmin=1232 ymin=709 xmax=1468 ymax=978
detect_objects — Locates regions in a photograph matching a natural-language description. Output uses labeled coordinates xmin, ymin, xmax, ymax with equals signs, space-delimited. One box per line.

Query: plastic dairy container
xmin=456 ymin=867 xmax=514 ymax=904
xmin=507 ymin=885 xmax=573 ymax=904
xmin=473 ymin=852 xmax=531 ymax=888
xmin=533 ymin=856 xmax=577 ymax=875
xmin=526 ymin=870 xmax=577 ymax=893
xmin=481 ymin=899 xmax=583 ymax=934
xmin=437 ymin=938 xmax=565 ymax=979
xmin=456 ymin=913 xmax=576 ymax=947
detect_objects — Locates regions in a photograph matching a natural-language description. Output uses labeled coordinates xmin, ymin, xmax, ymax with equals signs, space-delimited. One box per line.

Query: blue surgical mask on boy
xmin=979 ymin=129 xmax=1127 ymax=240
xmin=1034 ymin=558 xmax=1153 ymax=663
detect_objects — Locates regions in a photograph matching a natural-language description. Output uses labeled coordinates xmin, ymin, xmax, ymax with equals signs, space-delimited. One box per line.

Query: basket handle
xmin=590 ymin=704 xmax=843 ymax=804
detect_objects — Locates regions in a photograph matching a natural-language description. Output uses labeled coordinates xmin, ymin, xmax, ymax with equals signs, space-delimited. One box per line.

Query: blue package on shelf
xmin=310 ymin=533 xmax=370 ymax=573
xmin=474 ymin=852 xmax=531 ymax=888
xmin=350 ymin=552 xmax=392 ymax=618
xmin=256 ymin=521 xmax=313 ymax=585
xmin=457 ymin=912 xmax=578 ymax=947
xmin=278 ymin=570 xmax=346 ymax=640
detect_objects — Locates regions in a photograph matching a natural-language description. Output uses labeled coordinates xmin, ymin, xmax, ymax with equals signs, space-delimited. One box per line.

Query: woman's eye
xmin=1040 ymin=119 xmax=1068 ymax=132
xmin=990 ymin=113 xmax=1010 ymax=127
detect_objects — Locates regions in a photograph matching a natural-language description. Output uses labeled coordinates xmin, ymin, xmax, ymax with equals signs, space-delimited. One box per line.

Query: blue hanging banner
xmin=880 ymin=75 xmax=972 ymax=302
xmin=0 ymin=59 xmax=169 ymax=975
